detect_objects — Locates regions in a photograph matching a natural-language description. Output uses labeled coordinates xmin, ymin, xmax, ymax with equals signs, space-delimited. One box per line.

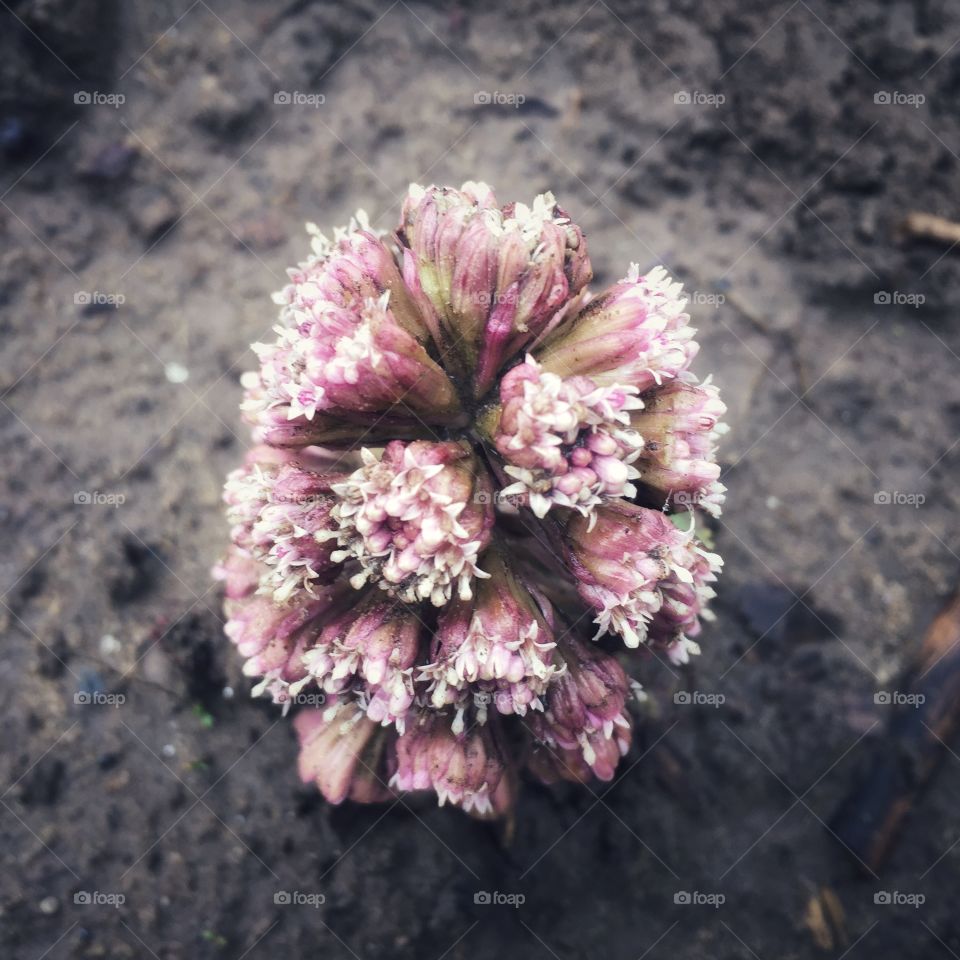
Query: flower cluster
xmin=218 ymin=182 xmax=726 ymax=817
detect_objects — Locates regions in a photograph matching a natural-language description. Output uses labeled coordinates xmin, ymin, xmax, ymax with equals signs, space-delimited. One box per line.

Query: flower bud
xmin=529 ymin=721 xmax=631 ymax=784
xmin=244 ymin=292 xmax=461 ymax=437
xmin=421 ymin=549 xmax=560 ymax=716
xmin=242 ymin=212 xmax=462 ymax=443
xmin=223 ymin=568 xmax=344 ymax=704
xmin=223 ymin=451 xmax=343 ymax=603
xmin=307 ymin=292 xmax=461 ymax=419
xmin=563 ymin=500 xmax=721 ymax=650
xmin=391 ymin=715 xmax=508 ymax=816
xmin=492 ymin=356 xmax=644 ymax=520
xmin=275 ymin=213 xmax=432 ymax=343
xmin=401 ymin=183 xmax=593 ymax=394
xmin=630 ymin=376 xmax=728 ymax=516
xmin=337 ymin=602 xmax=422 ymax=730
xmin=400 ymin=182 xmax=498 ymax=352
xmin=329 ymin=441 xmax=495 ymax=606
xmin=648 ymin=542 xmax=721 ymax=664
xmin=536 ymin=264 xmax=697 ymax=391
xmin=294 ymin=704 xmax=392 ymax=805
xmin=527 ymin=639 xmax=632 ymax=782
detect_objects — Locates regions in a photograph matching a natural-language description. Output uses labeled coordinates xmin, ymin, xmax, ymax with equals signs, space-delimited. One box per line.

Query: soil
xmin=2 ymin=0 xmax=960 ymax=957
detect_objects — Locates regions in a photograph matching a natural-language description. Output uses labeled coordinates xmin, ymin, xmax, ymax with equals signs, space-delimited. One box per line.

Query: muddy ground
xmin=2 ymin=0 xmax=960 ymax=957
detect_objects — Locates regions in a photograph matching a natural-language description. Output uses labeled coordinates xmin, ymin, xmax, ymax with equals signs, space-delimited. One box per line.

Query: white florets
xmin=328 ymin=447 xmax=489 ymax=607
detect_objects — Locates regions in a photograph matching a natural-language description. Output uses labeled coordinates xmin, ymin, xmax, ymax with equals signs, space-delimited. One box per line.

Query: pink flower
xmin=241 ymin=213 xmax=462 ymax=444
xmin=223 ymin=448 xmax=343 ymax=603
xmin=631 ymin=376 xmax=728 ymax=517
xmin=294 ymin=704 xmax=392 ymax=805
xmin=491 ymin=355 xmax=644 ymax=521
xmin=391 ymin=716 xmax=511 ymax=817
xmin=528 ymin=640 xmax=633 ymax=782
xmin=295 ymin=601 xmax=422 ymax=731
xmin=328 ymin=440 xmax=495 ymax=606
xmin=401 ymin=183 xmax=592 ymax=395
xmin=529 ymin=722 xmax=631 ymax=785
xmin=243 ymin=293 xmax=461 ymax=429
xmin=218 ymin=182 xmax=727 ymax=816
xmin=563 ymin=500 xmax=722 ymax=656
xmin=420 ymin=548 xmax=560 ymax=720
xmin=536 ymin=264 xmax=697 ymax=391
xmin=221 ymin=556 xmax=347 ymax=704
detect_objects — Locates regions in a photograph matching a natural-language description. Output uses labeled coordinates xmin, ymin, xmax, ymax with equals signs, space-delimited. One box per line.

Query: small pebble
xmin=165 ymin=362 xmax=189 ymax=384
xmin=222 ymin=686 xmax=234 ymax=700
xmin=39 ymin=896 xmax=59 ymax=915
xmin=161 ymin=744 xmax=176 ymax=758
xmin=100 ymin=634 xmax=122 ymax=656
xmin=766 ymin=496 xmax=780 ymax=510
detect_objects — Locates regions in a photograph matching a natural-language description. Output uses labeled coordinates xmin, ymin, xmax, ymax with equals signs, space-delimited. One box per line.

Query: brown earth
xmin=2 ymin=0 xmax=960 ymax=957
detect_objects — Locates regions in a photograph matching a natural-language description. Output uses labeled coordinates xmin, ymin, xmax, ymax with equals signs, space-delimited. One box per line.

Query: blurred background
xmin=2 ymin=0 xmax=959 ymax=956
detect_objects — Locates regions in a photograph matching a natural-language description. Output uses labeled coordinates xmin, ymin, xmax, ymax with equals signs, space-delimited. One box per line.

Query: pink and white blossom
xmin=420 ymin=548 xmax=561 ymax=721
xmin=536 ymin=264 xmax=697 ymax=392
xmin=328 ymin=440 xmax=495 ymax=607
xmin=391 ymin=716 xmax=511 ymax=817
xmin=492 ymin=355 xmax=644 ymax=522
xmin=564 ymin=500 xmax=722 ymax=654
xmin=631 ymin=376 xmax=728 ymax=517
xmin=218 ymin=182 xmax=727 ymax=817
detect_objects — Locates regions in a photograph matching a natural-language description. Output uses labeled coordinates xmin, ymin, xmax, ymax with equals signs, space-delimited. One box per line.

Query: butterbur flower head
xmin=421 ymin=547 xmax=560 ymax=720
xmin=631 ymin=376 xmax=728 ymax=516
xmin=564 ymin=500 xmax=722 ymax=657
xmin=328 ymin=440 xmax=495 ymax=606
xmin=391 ymin=716 xmax=510 ymax=817
xmin=490 ymin=355 xmax=645 ymax=521
xmin=537 ymin=264 xmax=697 ymax=391
xmin=219 ymin=182 xmax=727 ymax=816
